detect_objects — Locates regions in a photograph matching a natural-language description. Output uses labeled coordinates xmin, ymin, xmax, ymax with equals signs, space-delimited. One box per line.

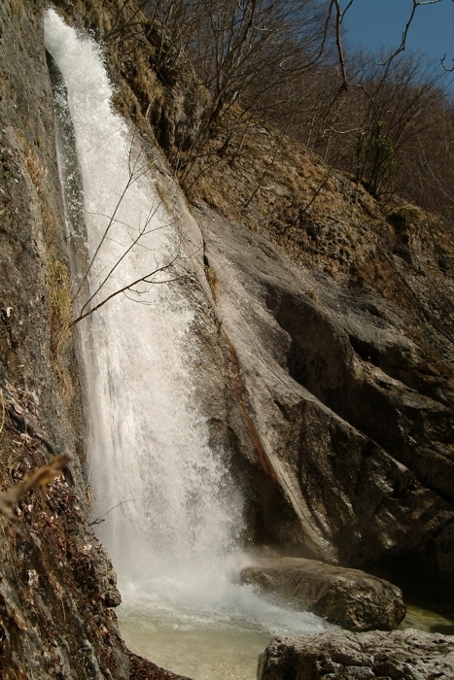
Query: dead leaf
xmin=0 ymin=454 xmax=72 ymax=520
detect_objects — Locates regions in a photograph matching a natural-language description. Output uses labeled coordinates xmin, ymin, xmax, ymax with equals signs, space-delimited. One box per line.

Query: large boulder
xmin=258 ymin=630 xmax=454 ymax=680
xmin=240 ymin=557 xmax=405 ymax=631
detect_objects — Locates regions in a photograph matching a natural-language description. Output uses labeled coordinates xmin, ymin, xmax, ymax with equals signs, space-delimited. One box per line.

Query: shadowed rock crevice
xmin=268 ymin=286 xmax=454 ymax=505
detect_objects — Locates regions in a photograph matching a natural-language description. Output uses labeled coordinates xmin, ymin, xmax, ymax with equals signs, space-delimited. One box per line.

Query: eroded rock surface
xmin=196 ymin=205 xmax=454 ymax=599
xmin=258 ymin=630 xmax=454 ymax=680
xmin=240 ymin=557 xmax=405 ymax=631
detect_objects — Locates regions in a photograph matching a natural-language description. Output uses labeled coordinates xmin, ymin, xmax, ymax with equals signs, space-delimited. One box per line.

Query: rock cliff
xmin=196 ymin=201 xmax=454 ymax=598
xmin=0 ymin=0 xmax=453 ymax=677
xmin=0 ymin=1 xmax=126 ymax=677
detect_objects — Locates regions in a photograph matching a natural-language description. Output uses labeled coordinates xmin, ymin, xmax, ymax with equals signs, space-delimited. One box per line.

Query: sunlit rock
xmin=258 ymin=630 xmax=454 ymax=680
xmin=240 ymin=556 xmax=405 ymax=631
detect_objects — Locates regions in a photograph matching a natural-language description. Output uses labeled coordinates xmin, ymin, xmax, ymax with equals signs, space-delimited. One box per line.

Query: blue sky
xmin=342 ymin=0 xmax=454 ymax=87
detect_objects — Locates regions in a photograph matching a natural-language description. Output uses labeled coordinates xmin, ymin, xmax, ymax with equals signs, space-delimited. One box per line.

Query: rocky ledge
xmin=129 ymin=653 xmax=191 ymax=680
xmin=240 ymin=557 xmax=405 ymax=631
xmin=258 ymin=629 xmax=454 ymax=680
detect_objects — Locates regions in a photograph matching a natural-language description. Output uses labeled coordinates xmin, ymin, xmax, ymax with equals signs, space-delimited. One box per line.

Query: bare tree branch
xmin=377 ymin=0 xmax=443 ymax=65
xmin=72 ymin=250 xmax=184 ymax=325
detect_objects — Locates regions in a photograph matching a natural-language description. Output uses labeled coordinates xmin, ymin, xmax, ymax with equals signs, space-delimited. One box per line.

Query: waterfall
xmin=44 ymin=6 xmax=242 ymax=596
xmin=44 ymin=12 xmax=328 ymax=677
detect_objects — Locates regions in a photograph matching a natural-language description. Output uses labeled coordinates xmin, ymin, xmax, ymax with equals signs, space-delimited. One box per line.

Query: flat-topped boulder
xmin=258 ymin=629 xmax=454 ymax=680
xmin=240 ymin=557 xmax=405 ymax=631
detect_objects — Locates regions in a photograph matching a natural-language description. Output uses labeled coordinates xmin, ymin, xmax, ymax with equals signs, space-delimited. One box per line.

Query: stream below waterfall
xmin=118 ymin=593 xmax=322 ymax=680
xmin=117 ymin=597 xmax=454 ymax=680
xmin=119 ymin=608 xmax=273 ymax=680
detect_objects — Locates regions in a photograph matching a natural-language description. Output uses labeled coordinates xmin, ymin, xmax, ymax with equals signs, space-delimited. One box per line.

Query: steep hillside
xmin=150 ymin=16 xmax=454 ymax=599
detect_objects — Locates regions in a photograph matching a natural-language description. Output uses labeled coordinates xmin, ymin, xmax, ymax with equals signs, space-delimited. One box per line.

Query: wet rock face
xmin=197 ymin=206 xmax=454 ymax=599
xmin=257 ymin=630 xmax=454 ymax=680
xmin=240 ymin=557 xmax=405 ymax=632
xmin=0 ymin=1 xmax=128 ymax=677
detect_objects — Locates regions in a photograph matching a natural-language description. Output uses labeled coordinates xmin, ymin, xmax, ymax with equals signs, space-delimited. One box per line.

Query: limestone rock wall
xmin=258 ymin=630 xmax=454 ymax=680
xmin=196 ymin=205 xmax=454 ymax=601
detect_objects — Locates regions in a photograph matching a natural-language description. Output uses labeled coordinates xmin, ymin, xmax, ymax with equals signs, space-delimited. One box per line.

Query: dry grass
xmin=24 ymin=148 xmax=48 ymax=190
xmin=204 ymin=265 xmax=218 ymax=298
xmin=183 ymin=111 xmax=382 ymax=277
xmin=179 ymin=105 xmax=454 ymax=374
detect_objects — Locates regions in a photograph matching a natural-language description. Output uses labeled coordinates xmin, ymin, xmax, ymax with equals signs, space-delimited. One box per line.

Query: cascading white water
xmin=44 ymin=9 xmax=330 ymax=678
xmin=44 ymin=5 xmax=241 ymax=592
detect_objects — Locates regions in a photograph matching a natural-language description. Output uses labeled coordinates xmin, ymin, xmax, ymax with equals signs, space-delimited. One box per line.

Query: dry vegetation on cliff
xmin=50 ymin=0 xmax=454 ymax=381
xmin=184 ymin=108 xmax=454 ymax=387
